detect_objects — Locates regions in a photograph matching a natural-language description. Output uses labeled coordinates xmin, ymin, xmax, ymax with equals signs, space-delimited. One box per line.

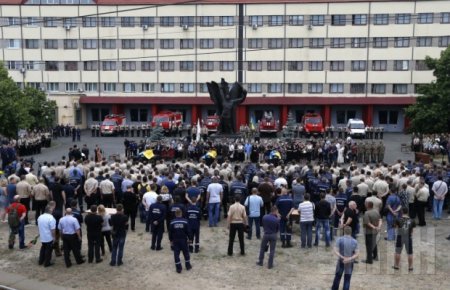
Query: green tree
xmin=23 ymin=86 xmax=57 ymax=129
xmin=283 ymin=111 xmax=297 ymax=138
xmin=406 ymin=47 xmax=450 ymax=133
xmin=0 ymin=64 xmax=31 ymax=138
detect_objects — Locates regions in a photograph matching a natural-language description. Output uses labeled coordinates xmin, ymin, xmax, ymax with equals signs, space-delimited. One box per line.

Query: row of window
xmin=7 ymin=36 xmax=450 ymax=50
xmin=5 ymin=12 xmax=450 ymax=28
xmin=6 ymin=60 xmax=430 ymax=72
xmin=21 ymin=82 xmax=415 ymax=95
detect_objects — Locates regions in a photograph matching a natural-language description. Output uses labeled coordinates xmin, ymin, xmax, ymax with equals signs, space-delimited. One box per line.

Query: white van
xmin=347 ymin=119 xmax=366 ymax=138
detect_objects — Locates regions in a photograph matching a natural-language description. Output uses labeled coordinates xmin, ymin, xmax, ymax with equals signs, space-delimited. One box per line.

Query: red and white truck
xmin=204 ymin=115 xmax=220 ymax=133
xmin=151 ymin=111 xmax=183 ymax=133
xmin=100 ymin=114 xmax=126 ymax=136
xmin=258 ymin=112 xmax=279 ymax=135
xmin=302 ymin=113 xmax=324 ymax=136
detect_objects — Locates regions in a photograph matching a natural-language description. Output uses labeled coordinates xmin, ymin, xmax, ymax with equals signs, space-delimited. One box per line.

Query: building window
xmin=248 ymin=61 xmax=262 ymax=71
xmin=330 ymin=61 xmax=344 ymax=71
xmin=441 ymin=12 xmax=450 ymax=23
xmin=393 ymin=84 xmax=408 ymax=94
xmin=160 ymin=83 xmax=175 ymax=93
xmin=142 ymin=83 xmax=155 ymax=92
xmin=25 ymin=61 xmax=35 ymax=70
xmin=140 ymin=17 xmax=155 ymax=27
xmin=418 ymin=13 xmax=433 ymax=24
xmin=268 ymin=38 xmax=283 ymax=49
xmin=120 ymin=16 xmax=134 ymax=27
xmin=180 ymin=83 xmax=194 ymax=93
xmin=269 ymin=15 xmax=283 ymax=26
xmin=373 ymin=14 xmax=389 ymax=25
xmin=83 ymin=39 xmax=97 ymax=49
xmin=160 ymin=39 xmax=174 ymax=49
xmin=45 ymin=61 xmax=58 ymax=71
xmin=44 ymin=39 xmax=58 ymax=49
xmin=351 ymin=37 xmax=367 ymax=48
xmin=6 ymin=61 xmax=19 ymax=70
xmin=309 ymin=61 xmax=323 ymax=71
xmin=27 ymin=82 xmax=40 ymax=90
xmin=308 ymin=83 xmax=323 ymax=93
xmin=122 ymin=61 xmax=136 ymax=71
xmin=288 ymin=38 xmax=303 ymax=48
xmin=220 ymin=39 xmax=235 ymax=49
xmin=247 ymin=84 xmax=262 ymax=93
xmin=180 ymin=61 xmax=194 ymax=71
xmin=63 ymin=39 xmax=77 ymax=49
xmin=141 ymin=39 xmax=155 ymax=49
xmin=102 ymin=61 xmax=116 ymax=71
xmin=121 ymin=39 xmax=135 ymax=49
xmin=219 ymin=61 xmax=234 ymax=71
xmin=179 ymin=16 xmax=194 ymax=27
xmin=103 ymin=83 xmax=116 ymax=92
xmin=310 ymin=15 xmax=325 ymax=26
xmin=309 ymin=38 xmax=324 ymax=48
xmin=101 ymin=39 xmax=116 ymax=49
xmin=82 ymin=17 xmax=97 ymax=27
xmin=199 ymin=61 xmax=214 ymax=71
xmin=352 ymin=14 xmax=367 ymax=25
xmin=122 ymin=83 xmax=135 ymax=93
xmin=84 ymin=83 xmax=97 ymax=92
xmin=288 ymin=83 xmax=302 ymax=93
xmin=288 ymin=61 xmax=303 ymax=71
xmin=25 ymin=17 xmax=38 ymax=26
xmin=351 ymin=61 xmax=366 ymax=71
xmin=101 ymin=17 xmax=116 ymax=27
xmin=160 ymin=17 xmax=175 ymax=27
xmin=199 ymin=84 xmax=209 ymax=93
xmin=47 ymin=82 xmax=59 ymax=92
xmin=331 ymin=38 xmax=346 ymax=48
xmin=438 ymin=36 xmax=450 ymax=47
xmin=63 ymin=17 xmax=76 ymax=27
xmin=373 ymin=37 xmax=388 ymax=48
xmin=25 ymin=39 xmax=39 ymax=49
xmin=248 ymin=38 xmax=263 ymax=48
xmin=249 ymin=16 xmax=263 ymax=26
xmin=44 ymin=17 xmax=58 ymax=27
xmin=83 ymin=61 xmax=98 ymax=71
xmin=416 ymin=37 xmax=432 ymax=47
xmin=180 ymin=39 xmax=194 ymax=49
xmin=415 ymin=60 xmax=429 ymax=71
xmin=394 ymin=60 xmax=409 ymax=71
xmin=267 ymin=61 xmax=283 ymax=71
xmin=289 ymin=15 xmax=304 ymax=26
xmin=395 ymin=14 xmax=411 ymax=24
xmin=350 ymin=84 xmax=365 ymax=94
xmin=371 ymin=84 xmax=386 ymax=94
xmin=330 ymin=83 xmax=344 ymax=94
xmin=331 ymin=15 xmax=346 ymax=26
xmin=372 ymin=60 xmax=387 ymax=71
xmin=268 ymin=83 xmax=282 ymax=93
xmin=65 ymin=82 xmax=78 ymax=92
xmin=394 ymin=37 xmax=410 ymax=47
xmin=220 ymin=16 xmax=234 ymax=26
xmin=200 ymin=16 xmax=214 ymax=27
xmin=8 ymin=39 xmax=21 ymax=49
xmin=199 ymin=39 xmax=214 ymax=49
xmin=141 ymin=61 xmax=155 ymax=71
xmin=130 ymin=108 xmax=148 ymax=122
xmin=160 ymin=61 xmax=175 ymax=71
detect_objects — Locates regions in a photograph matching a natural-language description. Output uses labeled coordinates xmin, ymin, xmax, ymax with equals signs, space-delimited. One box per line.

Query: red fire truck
xmin=100 ymin=114 xmax=126 ymax=136
xmin=204 ymin=115 xmax=220 ymax=133
xmin=258 ymin=112 xmax=279 ymax=136
xmin=151 ymin=111 xmax=183 ymax=134
xmin=301 ymin=113 xmax=324 ymax=136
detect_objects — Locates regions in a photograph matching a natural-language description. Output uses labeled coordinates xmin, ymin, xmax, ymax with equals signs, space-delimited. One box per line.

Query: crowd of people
xmin=1 ymin=135 xmax=449 ymax=289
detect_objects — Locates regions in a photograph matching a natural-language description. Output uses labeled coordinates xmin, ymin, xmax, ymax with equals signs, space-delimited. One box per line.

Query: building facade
xmin=1 ymin=0 xmax=449 ymax=131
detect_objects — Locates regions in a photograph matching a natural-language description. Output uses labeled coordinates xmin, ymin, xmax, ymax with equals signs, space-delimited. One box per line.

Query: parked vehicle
xmin=301 ymin=113 xmax=324 ymax=136
xmin=100 ymin=114 xmax=126 ymax=136
xmin=258 ymin=111 xmax=279 ymax=136
xmin=204 ymin=115 xmax=220 ymax=133
xmin=150 ymin=111 xmax=183 ymax=134
xmin=347 ymin=118 xmax=366 ymax=138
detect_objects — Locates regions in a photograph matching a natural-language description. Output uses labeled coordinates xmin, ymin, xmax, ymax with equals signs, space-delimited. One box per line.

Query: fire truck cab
xmin=151 ymin=111 xmax=183 ymax=133
xmin=258 ymin=111 xmax=279 ymax=136
xmin=100 ymin=114 xmax=126 ymax=136
xmin=301 ymin=113 xmax=324 ymax=136
xmin=204 ymin=115 xmax=220 ymax=133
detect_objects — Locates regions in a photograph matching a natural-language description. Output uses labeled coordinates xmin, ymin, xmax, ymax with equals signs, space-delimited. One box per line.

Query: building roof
xmin=0 ymin=0 xmax=25 ymax=4
xmin=95 ymin=0 xmax=411 ymax=4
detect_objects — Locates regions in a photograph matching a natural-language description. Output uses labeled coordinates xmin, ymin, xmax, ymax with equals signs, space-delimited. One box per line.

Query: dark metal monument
xmin=207 ymin=78 xmax=247 ymax=134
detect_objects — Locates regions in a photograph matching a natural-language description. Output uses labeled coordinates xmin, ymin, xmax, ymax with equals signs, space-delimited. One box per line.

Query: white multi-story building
xmin=1 ymin=0 xmax=449 ymax=131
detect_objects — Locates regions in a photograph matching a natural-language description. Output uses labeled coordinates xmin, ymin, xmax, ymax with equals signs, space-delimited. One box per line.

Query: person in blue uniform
xmin=187 ymin=196 xmax=201 ymax=253
xmin=149 ymin=195 xmax=166 ymax=251
xmin=169 ymin=209 xmax=192 ymax=273
xmin=275 ymin=188 xmax=295 ymax=248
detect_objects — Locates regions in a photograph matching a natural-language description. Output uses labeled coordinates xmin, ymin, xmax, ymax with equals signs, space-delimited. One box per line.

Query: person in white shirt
xmin=37 ymin=205 xmax=56 ymax=267
xmin=357 ymin=178 xmax=369 ymax=197
xmin=206 ymin=177 xmax=223 ymax=227
xmin=298 ymin=193 xmax=315 ymax=248
xmin=99 ymin=174 xmax=115 ymax=208
xmin=143 ymin=184 xmax=158 ymax=232
xmin=273 ymin=173 xmax=288 ymax=189
xmin=432 ymin=176 xmax=448 ymax=220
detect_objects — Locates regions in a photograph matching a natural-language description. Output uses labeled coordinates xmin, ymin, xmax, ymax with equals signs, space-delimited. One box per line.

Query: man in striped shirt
xmin=298 ymin=193 xmax=315 ymax=248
